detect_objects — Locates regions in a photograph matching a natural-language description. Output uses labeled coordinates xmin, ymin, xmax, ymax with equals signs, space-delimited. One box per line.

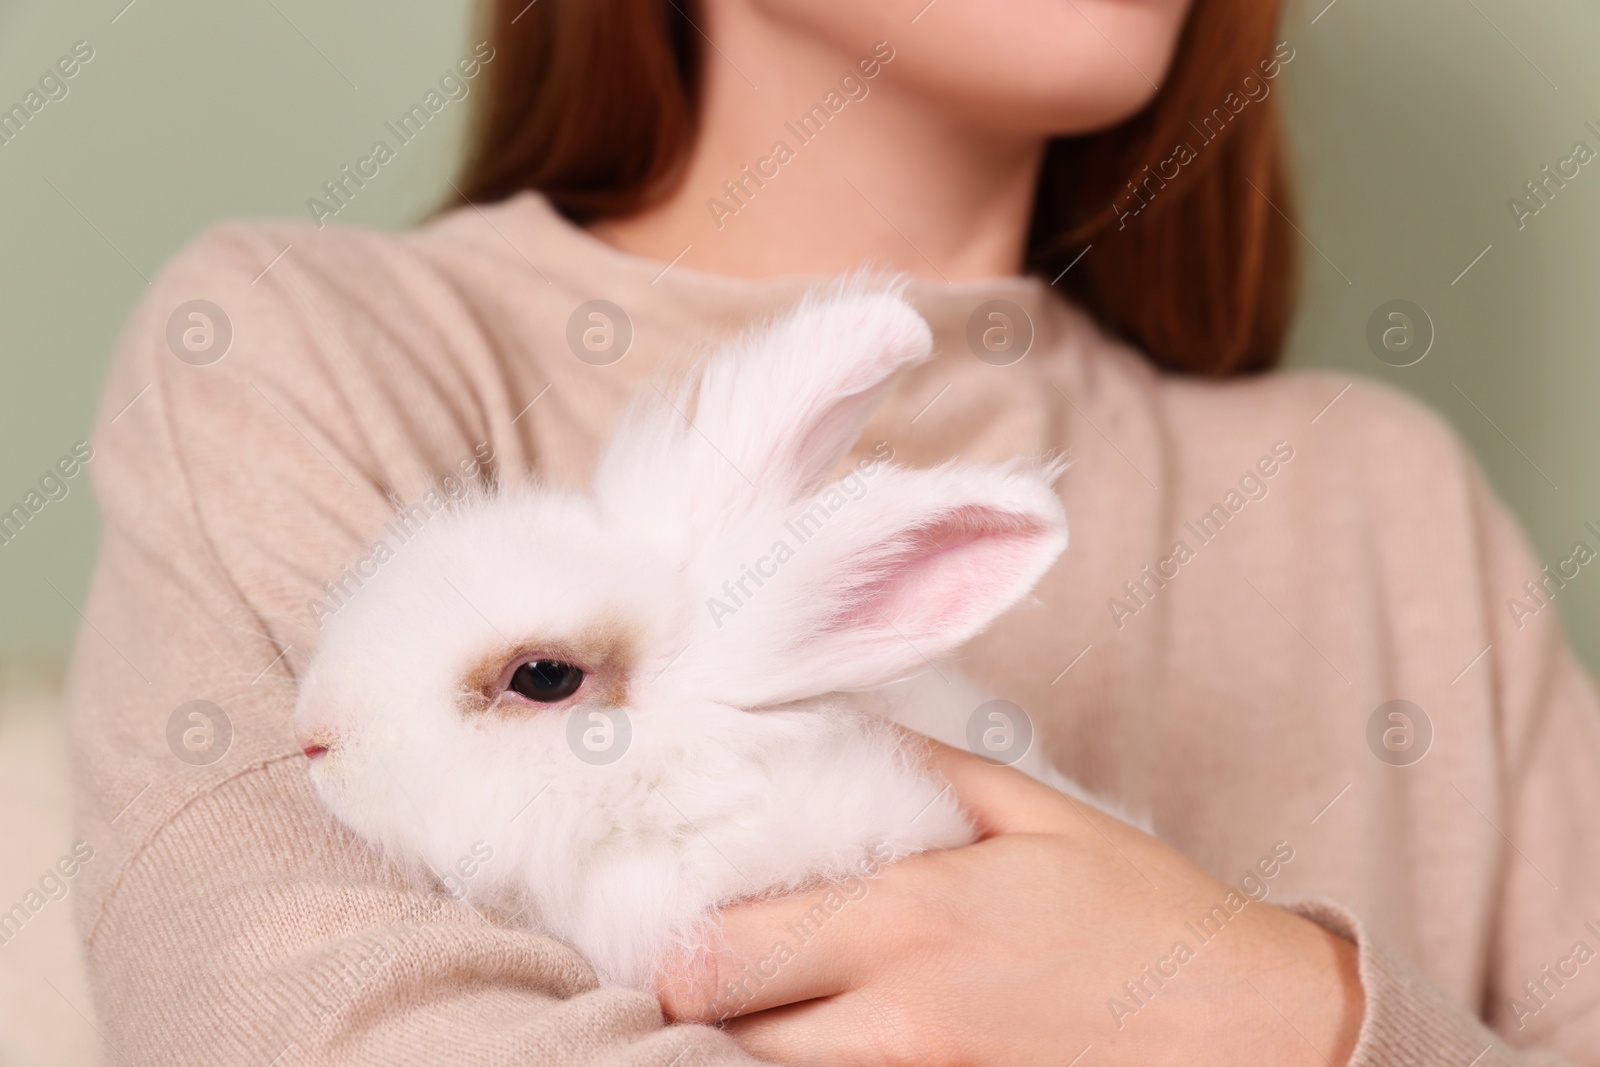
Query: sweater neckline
xmin=441 ymin=190 xmax=1104 ymax=381
xmin=502 ymin=189 xmax=1053 ymax=297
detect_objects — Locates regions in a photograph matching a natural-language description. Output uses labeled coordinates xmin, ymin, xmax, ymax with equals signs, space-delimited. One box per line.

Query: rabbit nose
xmin=296 ymin=728 xmax=335 ymax=759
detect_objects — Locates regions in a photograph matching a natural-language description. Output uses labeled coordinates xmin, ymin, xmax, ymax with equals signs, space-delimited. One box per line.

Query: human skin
xmin=596 ymin=1 xmax=1363 ymax=1062
xmin=591 ymin=0 xmax=1197 ymax=280
xmin=655 ymin=738 xmax=1364 ymax=1065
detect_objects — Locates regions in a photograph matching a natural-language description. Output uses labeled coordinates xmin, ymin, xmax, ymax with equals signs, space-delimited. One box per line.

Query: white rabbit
xmin=292 ymin=287 xmax=1071 ymax=990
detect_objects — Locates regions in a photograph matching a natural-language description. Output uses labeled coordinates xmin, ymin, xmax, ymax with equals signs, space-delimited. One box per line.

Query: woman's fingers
xmin=899 ymin=728 xmax=1080 ymax=837
xmin=656 ymin=873 xmax=885 ymax=1021
xmin=655 ymin=729 xmax=1127 ymax=1030
xmin=721 ymin=991 xmax=917 ymax=1067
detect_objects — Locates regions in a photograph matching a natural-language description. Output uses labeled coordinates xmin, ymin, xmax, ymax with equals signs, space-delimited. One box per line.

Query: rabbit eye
xmin=507 ymin=659 xmax=584 ymax=703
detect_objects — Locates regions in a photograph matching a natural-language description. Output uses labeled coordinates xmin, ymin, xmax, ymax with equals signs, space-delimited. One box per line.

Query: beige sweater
xmin=71 ymin=192 xmax=1600 ymax=1065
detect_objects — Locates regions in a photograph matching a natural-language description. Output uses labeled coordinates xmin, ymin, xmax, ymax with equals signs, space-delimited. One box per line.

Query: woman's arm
xmin=1464 ymin=454 xmax=1600 ymax=1058
xmin=71 ymin=224 xmax=757 ymax=1065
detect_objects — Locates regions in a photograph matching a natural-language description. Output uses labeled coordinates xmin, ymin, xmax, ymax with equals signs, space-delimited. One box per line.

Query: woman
xmin=71 ymin=0 xmax=1599 ymax=1063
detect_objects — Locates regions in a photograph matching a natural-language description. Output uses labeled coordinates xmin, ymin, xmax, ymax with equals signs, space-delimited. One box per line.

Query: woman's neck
xmin=589 ymin=13 xmax=1046 ymax=283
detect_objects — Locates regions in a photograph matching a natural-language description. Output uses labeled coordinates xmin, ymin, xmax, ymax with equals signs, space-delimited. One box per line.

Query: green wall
xmin=0 ymin=0 xmax=478 ymax=660
xmin=3 ymin=0 xmax=1600 ymax=671
xmin=1279 ymin=0 xmax=1600 ymax=668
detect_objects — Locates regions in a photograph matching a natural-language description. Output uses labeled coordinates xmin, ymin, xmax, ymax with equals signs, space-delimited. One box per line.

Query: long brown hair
xmin=455 ymin=1 xmax=1295 ymax=376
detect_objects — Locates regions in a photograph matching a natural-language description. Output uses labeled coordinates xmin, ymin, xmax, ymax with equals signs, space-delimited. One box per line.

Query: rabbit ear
xmin=679 ymin=461 xmax=1069 ymax=709
xmin=594 ymin=287 xmax=933 ymax=526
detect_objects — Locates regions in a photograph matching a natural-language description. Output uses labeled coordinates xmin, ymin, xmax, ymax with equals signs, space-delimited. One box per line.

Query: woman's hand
xmin=655 ymin=739 xmax=1364 ymax=1066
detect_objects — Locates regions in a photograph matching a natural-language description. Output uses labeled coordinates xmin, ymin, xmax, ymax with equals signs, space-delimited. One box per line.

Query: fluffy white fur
xmin=294 ymin=288 xmax=1070 ymax=988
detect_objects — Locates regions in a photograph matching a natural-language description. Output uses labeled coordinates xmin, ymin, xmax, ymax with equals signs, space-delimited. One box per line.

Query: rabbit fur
xmin=293 ymin=286 xmax=1073 ymax=989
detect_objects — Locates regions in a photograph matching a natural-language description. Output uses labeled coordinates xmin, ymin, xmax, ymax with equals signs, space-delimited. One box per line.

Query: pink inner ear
xmin=790 ymin=387 xmax=884 ymax=494
xmin=831 ymin=506 xmax=1052 ymax=642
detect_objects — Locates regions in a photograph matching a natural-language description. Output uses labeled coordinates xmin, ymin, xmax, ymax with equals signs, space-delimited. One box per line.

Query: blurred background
xmin=1 ymin=0 xmax=1596 ymax=1059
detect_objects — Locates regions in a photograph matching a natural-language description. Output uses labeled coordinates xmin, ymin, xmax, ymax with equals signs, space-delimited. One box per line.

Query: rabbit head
xmin=292 ymin=286 xmax=1068 ymax=985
